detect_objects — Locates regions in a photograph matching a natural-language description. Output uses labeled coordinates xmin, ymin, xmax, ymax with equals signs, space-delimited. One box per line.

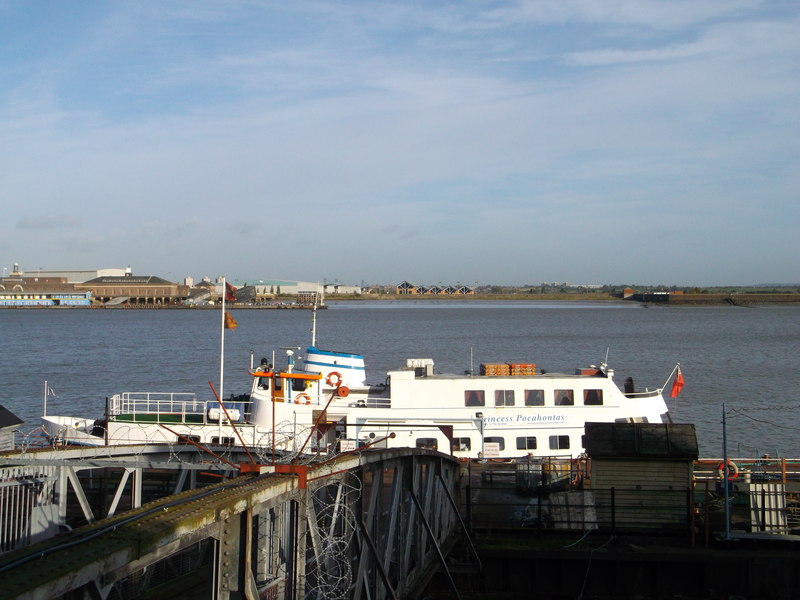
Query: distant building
xmin=77 ymin=274 xmax=189 ymax=305
xmin=221 ymin=279 xmax=361 ymax=298
xmin=0 ymin=272 xmax=92 ymax=306
xmin=3 ymin=263 xmax=131 ymax=284
xmin=395 ymin=281 xmax=473 ymax=295
xmin=396 ymin=281 xmax=419 ymax=294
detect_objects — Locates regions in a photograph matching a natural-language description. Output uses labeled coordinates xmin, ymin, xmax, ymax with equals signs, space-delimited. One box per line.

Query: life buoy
xmin=296 ymin=393 xmax=311 ymax=405
xmin=326 ymin=371 xmax=343 ymax=387
xmin=717 ymin=460 xmax=739 ymax=480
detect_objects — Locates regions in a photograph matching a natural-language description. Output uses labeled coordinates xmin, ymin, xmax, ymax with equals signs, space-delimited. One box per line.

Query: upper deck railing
xmin=109 ymin=392 xmax=252 ymax=424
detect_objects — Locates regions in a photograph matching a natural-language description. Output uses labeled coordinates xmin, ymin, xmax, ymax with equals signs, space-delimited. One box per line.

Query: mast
xmin=310 ymin=282 xmax=321 ymax=347
xmin=311 ymin=300 xmax=317 ymax=347
xmin=220 ymin=276 xmax=226 ymax=402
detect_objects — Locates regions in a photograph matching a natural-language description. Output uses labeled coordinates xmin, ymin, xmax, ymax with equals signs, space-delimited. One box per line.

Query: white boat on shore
xmin=42 ymin=341 xmax=674 ymax=460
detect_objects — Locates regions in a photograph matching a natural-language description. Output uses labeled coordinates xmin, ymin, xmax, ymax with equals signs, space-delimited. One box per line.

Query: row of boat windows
xmin=417 ymin=434 xmax=573 ymax=452
xmin=464 ymin=389 xmax=604 ymax=407
xmin=183 ymin=435 xmax=236 ymax=445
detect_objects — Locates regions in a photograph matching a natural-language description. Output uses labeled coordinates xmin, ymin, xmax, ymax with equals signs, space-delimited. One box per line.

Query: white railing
xmin=108 ymin=392 xmax=253 ymax=424
xmin=347 ymin=397 xmax=392 ymax=409
xmin=108 ymin=392 xmax=208 ymax=424
xmin=623 ymin=389 xmax=662 ymax=399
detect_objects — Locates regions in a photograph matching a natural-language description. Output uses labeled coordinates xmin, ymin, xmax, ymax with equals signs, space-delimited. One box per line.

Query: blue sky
xmin=1 ymin=1 xmax=797 ymax=286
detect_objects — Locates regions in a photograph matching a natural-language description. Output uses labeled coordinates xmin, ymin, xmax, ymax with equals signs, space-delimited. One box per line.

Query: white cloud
xmin=0 ymin=1 xmax=796 ymax=285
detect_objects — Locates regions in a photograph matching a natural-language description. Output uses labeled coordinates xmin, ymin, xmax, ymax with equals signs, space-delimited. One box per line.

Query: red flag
xmin=225 ymin=282 xmax=237 ymax=303
xmin=224 ymin=311 xmax=238 ymax=330
xmin=670 ymin=368 xmax=685 ymax=398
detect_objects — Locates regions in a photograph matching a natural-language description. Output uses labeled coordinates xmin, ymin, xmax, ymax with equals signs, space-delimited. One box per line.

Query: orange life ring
xmin=296 ymin=393 xmax=311 ymax=405
xmin=717 ymin=460 xmax=739 ymax=480
xmin=326 ymin=371 xmax=343 ymax=387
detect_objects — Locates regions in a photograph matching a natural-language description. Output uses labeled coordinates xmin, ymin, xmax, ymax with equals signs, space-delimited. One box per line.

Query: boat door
xmin=272 ymin=375 xmax=286 ymax=402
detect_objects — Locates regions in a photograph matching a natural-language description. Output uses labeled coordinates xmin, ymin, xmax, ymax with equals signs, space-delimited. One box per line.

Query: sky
xmin=1 ymin=1 xmax=798 ymax=287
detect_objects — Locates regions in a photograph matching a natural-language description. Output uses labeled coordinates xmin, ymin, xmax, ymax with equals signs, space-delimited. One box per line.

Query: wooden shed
xmin=584 ymin=422 xmax=699 ymax=530
xmin=0 ymin=405 xmax=23 ymax=451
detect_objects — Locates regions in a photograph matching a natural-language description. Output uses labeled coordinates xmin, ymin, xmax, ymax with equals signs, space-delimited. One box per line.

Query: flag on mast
xmin=225 ymin=282 xmax=237 ymax=303
xmin=670 ymin=367 xmax=685 ymax=398
xmin=224 ymin=311 xmax=238 ymax=330
xmin=47 ymin=385 xmax=56 ymax=396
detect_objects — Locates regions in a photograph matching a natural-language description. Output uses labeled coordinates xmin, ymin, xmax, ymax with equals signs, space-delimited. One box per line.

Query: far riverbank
xmin=1 ymin=292 xmax=798 ymax=309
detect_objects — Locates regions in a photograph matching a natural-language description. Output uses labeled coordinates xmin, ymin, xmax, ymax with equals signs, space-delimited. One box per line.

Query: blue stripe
xmin=306 ymin=346 xmax=364 ymax=360
xmin=304 ymin=360 xmax=364 ymax=371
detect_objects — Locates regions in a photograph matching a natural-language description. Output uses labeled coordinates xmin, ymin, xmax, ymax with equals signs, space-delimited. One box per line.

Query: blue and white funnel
xmin=303 ymin=346 xmax=367 ymax=387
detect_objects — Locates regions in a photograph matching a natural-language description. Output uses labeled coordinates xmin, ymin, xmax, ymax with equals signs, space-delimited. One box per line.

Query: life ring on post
xmin=717 ymin=460 xmax=739 ymax=480
xmin=326 ymin=371 xmax=343 ymax=387
xmin=296 ymin=393 xmax=311 ymax=405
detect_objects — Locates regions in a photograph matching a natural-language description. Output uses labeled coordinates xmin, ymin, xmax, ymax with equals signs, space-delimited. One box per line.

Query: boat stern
xmin=42 ymin=415 xmax=105 ymax=446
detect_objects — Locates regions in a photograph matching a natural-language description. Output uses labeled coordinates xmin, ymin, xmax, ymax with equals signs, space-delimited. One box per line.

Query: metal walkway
xmin=0 ymin=446 xmax=466 ymax=599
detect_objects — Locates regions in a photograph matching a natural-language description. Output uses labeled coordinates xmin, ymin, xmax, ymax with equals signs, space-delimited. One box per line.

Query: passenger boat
xmin=41 ymin=339 xmax=674 ymax=459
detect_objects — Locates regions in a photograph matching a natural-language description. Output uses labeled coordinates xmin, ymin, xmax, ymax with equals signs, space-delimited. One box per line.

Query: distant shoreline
xmin=2 ymin=292 xmax=798 ymax=309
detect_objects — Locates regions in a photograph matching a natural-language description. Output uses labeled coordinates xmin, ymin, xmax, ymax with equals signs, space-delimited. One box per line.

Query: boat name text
xmin=483 ymin=414 xmax=566 ymax=425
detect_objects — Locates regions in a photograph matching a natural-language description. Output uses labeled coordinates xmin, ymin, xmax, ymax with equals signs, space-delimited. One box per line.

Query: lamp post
xmin=475 ymin=412 xmax=485 ymax=460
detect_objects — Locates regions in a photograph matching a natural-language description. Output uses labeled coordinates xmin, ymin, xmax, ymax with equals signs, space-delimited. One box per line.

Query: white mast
xmin=220 ymin=276 xmax=226 ymax=402
xmin=219 ymin=277 xmax=227 ymax=441
xmin=311 ymin=282 xmax=319 ymax=347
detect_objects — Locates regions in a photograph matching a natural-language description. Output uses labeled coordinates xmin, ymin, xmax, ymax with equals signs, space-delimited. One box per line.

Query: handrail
xmin=108 ymin=392 xmax=253 ymax=425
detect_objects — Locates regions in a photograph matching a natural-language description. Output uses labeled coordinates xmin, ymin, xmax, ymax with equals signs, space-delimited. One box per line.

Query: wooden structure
xmin=0 ymin=406 xmax=22 ymax=452
xmin=584 ymin=422 xmax=699 ymax=530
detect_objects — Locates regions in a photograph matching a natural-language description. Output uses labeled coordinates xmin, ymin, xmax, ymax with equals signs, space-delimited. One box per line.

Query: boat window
xmin=291 ymin=378 xmax=308 ymax=392
xmin=583 ymin=389 xmax=603 ymax=405
xmin=524 ymin=390 xmax=544 ymax=406
xmin=554 ymin=390 xmax=574 ymax=406
xmin=464 ymin=390 xmax=485 ymax=407
xmin=416 ymin=438 xmax=438 ymax=450
xmin=484 ymin=436 xmax=505 ymax=450
xmin=258 ymin=377 xmax=270 ymax=390
xmin=212 ymin=436 xmax=235 ymax=445
xmin=549 ymin=435 xmax=570 ymax=450
xmin=494 ymin=390 xmax=515 ymax=406
xmin=453 ymin=437 xmax=471 ymax=451
xmin=516 ymin=436 xmax=537 ymax=450
xmin=274 ymin=378 xmax=283 ymax=391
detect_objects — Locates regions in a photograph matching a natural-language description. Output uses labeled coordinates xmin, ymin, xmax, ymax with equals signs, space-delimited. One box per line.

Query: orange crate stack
xmin=480 ymin=363 xmax=511 ymax=376
xmin=508 ymin=363 xmax=537 ymax=376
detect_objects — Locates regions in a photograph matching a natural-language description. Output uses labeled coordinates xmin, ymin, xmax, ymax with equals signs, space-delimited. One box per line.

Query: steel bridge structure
xmin=0 ymin=444 xmax=468 ymax=600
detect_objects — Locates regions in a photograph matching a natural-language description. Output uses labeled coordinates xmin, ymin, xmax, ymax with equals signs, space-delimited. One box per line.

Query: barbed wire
xmin=725 ymin=407 xmax=800 ymax=432
xmin=302 ymin=470 xmax=363 ymax=600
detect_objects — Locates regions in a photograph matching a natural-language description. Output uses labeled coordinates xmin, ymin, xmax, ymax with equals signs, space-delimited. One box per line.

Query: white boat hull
xmin=42 ymin=347 xmax=671 ymax=460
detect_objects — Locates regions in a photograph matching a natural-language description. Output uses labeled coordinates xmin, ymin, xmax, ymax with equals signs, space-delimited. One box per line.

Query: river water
xmin=2 ymin=301 xmax=798 ymax=457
